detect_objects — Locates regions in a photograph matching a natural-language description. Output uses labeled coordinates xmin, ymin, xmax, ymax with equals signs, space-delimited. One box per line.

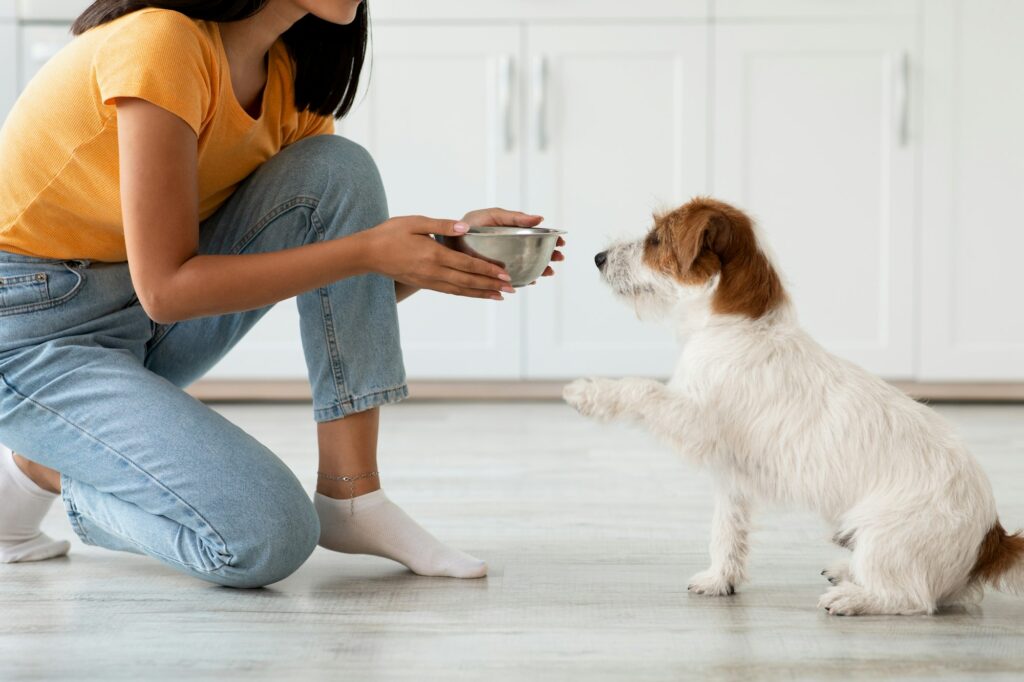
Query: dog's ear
xmin=675 ymin=204 xmax=734 ymax=273
xmin=654 ymin=198 xmax=735 ymax=282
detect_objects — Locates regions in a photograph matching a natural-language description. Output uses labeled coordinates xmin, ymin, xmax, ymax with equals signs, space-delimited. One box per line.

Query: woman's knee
xmin=215 ymin=485 xmax=321 ymax=589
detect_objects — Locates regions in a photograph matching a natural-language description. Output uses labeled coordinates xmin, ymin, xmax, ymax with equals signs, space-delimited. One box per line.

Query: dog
xmin=563 ymin=197 xmax=1024 ymax=615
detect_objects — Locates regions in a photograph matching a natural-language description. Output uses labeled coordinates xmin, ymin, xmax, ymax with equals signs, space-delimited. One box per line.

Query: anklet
xmin=316 ymin=470 xmax=379 ymax=515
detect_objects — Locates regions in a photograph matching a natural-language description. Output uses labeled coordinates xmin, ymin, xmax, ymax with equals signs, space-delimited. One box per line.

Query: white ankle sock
xmin=0 ymin=445 xmax=71 ymax=563
xmin=315 ymin=489 xmax=487 ymax=579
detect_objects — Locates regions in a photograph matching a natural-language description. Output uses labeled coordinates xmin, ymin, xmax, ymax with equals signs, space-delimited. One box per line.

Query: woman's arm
xmin=115 ymin=98 xmax=512 ymax=323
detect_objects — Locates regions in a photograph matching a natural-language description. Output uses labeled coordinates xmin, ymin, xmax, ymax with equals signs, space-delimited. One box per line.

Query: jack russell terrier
xmin=563 ymin=197 xmax=1023 ymax=615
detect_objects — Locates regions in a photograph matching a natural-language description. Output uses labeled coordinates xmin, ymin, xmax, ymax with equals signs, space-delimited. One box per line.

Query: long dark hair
xmin=71 ymin=1 xmax=368 ymax=119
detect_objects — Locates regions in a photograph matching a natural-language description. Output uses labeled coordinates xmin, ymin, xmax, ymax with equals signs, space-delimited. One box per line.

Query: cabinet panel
xmin=523 ymin=25 xmax=709 ymax=378
xmin=0 ymin=22 xmax=15 ymax=123
xmin=714 ymin=0 xmax=919 ymax=20
xmin=213 ymin=26 xmax=524 ymax=380
xmin=713 ymin=22 xmax=917 ymax=378
xmin=919 ymin=0 xmax=1024 ymax=380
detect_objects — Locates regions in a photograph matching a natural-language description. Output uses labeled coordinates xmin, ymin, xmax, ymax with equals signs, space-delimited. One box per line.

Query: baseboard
xmin=185 ymin=379 xmax=1024 ymax=403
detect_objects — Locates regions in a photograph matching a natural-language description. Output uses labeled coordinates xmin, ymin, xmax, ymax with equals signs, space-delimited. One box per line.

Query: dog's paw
xmin=821 ymin=561 xmax=850 ymax=586
xmin=818 ymin=583 xmax=869 ymax=616
xmin=687 ymin=569 xmax=736 ymax=596
xmin=563 ymin=378 xmax=620 ymax=422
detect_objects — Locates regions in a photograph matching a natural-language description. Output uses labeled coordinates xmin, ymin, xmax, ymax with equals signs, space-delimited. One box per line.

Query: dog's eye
xmin=646 ymin=233 xmax=661 ymax=247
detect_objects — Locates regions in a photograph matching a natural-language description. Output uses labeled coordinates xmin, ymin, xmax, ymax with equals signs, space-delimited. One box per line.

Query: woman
xmin=0 ymin=0 xmax=562 ymax=586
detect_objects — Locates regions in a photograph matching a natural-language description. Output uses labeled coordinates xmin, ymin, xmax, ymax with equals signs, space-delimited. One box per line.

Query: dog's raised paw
xmin=687 ymin=570 xmax=736 ymax=596
xmin=562 ymin=378 xmax=617 ymax=421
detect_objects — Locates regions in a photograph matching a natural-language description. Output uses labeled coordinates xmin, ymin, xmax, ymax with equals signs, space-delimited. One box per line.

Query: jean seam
xmin=146 ymin=196 xmax=321 ymax=353
xmin=0 ymin=372 xmax=232 ymax=562
xmin=308 ymin=206 xmax=351 ymax=408
xmin=61 ymin=477 xmax=93 ymax=545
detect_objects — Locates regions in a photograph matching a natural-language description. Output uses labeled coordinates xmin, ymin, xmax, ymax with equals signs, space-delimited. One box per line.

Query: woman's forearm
xmin=149 ymin=232 xmax=376 ymax=323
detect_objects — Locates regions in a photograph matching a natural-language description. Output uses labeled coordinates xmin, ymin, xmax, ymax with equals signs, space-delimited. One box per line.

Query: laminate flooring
xmin=2 ymin=401 xmax=1023 ymax=681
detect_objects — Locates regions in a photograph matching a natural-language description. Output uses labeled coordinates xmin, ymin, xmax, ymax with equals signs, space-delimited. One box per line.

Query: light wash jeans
xmin=0 ymin=135 xmax=407 ymax=587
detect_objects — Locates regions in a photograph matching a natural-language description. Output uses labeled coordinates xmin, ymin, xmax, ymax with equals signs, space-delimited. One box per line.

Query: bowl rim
xmin=463 ymin=226 xmax=567 ymax=236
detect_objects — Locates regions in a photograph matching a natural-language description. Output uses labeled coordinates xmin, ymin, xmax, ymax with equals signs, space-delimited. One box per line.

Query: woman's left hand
xmin=460 ymin=207 xmax=565 ymax=280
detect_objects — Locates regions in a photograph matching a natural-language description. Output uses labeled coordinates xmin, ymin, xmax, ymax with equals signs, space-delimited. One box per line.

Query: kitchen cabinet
xmin=0 ymin=21 xmax=14 ymax=121
xmin=338 ymin=26 xmax=524 ymax=379
xmin=712 ymin=21 xmax=918 ymax=378
xmin=918 ymin=0 xmax=1024 ymax=380
xmin=522 ymin=24 xmax=708 ymax=378
xmin=4 ymin=1 xmax=1023 ymax=386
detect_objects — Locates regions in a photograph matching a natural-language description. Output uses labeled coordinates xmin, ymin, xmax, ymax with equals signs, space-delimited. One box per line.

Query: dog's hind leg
xmin=688 ymin=486 xmax=751 ymax=596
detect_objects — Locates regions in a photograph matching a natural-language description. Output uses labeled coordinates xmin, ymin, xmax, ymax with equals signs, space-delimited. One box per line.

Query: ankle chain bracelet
xmin=316 ymin=470 xmax=379 ymax=515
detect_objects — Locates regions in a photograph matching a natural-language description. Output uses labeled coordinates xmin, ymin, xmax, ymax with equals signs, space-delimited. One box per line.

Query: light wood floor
xmin=2 ymin=402 xmax=1023 ymax=681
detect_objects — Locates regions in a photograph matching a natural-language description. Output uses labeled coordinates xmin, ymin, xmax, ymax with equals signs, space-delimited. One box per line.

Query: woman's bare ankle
xmin=12 ymin=454 xmax=61 ymax=494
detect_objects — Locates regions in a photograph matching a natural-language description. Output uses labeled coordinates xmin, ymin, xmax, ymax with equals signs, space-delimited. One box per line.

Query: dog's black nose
xmin=594 ymin=251 xmax=608 ymax=270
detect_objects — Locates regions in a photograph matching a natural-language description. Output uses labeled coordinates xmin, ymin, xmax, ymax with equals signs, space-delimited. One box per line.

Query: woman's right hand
xmin=361 ymin=216 xmax=515 ymax=300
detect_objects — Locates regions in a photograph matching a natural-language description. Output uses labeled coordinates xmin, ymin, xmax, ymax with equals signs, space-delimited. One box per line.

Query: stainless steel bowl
xmin=442 ymin=226 xmax=566 ymax=287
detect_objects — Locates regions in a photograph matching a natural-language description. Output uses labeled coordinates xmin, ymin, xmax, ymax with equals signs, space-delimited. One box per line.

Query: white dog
xmin=564 ymin=197 xmax=1023 ymax=616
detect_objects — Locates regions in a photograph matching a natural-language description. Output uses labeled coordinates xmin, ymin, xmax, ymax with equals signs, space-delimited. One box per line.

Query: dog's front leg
xmin=563 ymin=377 xmax=665 ymax=423
xmin=688 ymin=487 xmax=751 ymax=596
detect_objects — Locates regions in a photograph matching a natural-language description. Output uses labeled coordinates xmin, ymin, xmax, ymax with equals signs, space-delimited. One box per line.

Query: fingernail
xmin=491 ymin=294 xmax=504 ymax=301
xmin=502 ymin=286 xmax=515 ymax=293
xmin=498 ymin=273 xmax=511 ymax=282
xmin=454 ymin=222 xmax=469 ymax=233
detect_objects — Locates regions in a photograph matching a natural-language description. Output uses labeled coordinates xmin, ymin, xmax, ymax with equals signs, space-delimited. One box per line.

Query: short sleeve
xmin=92 ymin=9 xmax=214 ymax=136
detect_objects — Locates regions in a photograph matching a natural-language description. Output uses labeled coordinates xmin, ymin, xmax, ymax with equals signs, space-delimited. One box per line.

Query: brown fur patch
xmin=970 ymin=520 xmax=1024 ymax=584
xmin=642 ymin=197 xmax=786 ymax=319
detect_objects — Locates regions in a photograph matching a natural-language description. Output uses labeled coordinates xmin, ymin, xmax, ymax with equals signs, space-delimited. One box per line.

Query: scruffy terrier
xmin=564 ymin=197 xmax=1023 ymax=615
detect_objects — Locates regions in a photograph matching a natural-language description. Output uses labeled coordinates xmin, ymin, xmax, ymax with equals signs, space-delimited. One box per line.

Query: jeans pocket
xmin=0 ymin=259 xmax=86 ymax=318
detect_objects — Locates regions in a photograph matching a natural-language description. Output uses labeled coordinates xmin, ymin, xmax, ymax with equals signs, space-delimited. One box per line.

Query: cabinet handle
xmin=533 ymin=55 xmax=549 ymax=151
xmin=497 ymin=55 xmax=515 ymax=153
xmin=896 ymin=51 xmax=910 ymax=147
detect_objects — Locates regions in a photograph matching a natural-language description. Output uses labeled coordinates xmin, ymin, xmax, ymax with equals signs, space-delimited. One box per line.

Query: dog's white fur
xmin=564 ymin=207 xmax=1022 ymax=616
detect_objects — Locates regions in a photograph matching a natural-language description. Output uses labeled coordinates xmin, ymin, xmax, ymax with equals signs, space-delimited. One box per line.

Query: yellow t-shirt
xmin=0 ymin=7 xmax=336 ymax=262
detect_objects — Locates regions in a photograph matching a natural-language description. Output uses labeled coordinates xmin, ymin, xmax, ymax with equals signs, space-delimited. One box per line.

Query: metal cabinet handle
xmin=533 ymin=55 xmax=549 ymax=151
xmin=896 ymin=51 xmax=910 ymax=147
xmin=497 ymin=54 xmax=515 ymax=153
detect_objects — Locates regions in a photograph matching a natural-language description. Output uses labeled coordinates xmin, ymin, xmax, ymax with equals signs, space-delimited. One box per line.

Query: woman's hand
xmin=459 ymin=207 xmax=565 ymax=282
xmin=362 ymin=215 xmax=515 ymax=300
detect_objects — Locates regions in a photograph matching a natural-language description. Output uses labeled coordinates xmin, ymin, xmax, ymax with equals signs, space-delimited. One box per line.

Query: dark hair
xmin=71 ymin=1 xmax=368 ymax=119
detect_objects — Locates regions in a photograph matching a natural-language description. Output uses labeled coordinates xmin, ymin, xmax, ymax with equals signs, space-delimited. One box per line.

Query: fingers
xmin=429 ymin=280 xmax=506 ymax=300
xmin=403 ymin=216 xmax=469 ymax=236
xmin=463 ymin=207 xmax=544 ymax=228
xmin=437 ymin=247 xmax=511 ymax=282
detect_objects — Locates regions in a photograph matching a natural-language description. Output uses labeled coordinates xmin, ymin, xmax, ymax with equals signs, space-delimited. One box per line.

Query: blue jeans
xmin=0 ymin=135 xmax=407 ymax=587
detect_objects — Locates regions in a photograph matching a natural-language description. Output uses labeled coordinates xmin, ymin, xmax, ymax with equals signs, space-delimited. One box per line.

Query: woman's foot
xmin=0 ymin=445 xmax=70 ymax=563
xmin=315 ymin=490 xmax=487 ymax=579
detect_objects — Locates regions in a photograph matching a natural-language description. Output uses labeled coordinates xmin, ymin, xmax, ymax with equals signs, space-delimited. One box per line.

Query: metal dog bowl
xmin=442 ymin=226 xmax=566 ymax=287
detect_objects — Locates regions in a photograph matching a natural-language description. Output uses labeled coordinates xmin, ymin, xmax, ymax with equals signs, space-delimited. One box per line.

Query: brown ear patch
xmin=971 ymin=520 xmax=1024 ymax=585
xmin=643 ymin=197 xmax=786 ymax=319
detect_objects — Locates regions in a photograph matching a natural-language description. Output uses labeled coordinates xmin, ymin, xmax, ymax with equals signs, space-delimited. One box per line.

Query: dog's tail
xmin=971 ymin=520 xmax=1024 ymax=595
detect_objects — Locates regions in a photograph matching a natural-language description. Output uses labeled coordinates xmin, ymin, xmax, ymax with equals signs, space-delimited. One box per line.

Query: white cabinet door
xmin=0 ymin=22 xmax=15 ymax=124
xmin=339 ymin=25 xmax=523 ymax=379
xmin=713 ymin=22 xmax=917 ymax=379
xmin=211 ymin=25 xmax=524 ymax=380
xmin=523 ymin=25 xmax=709 ymax=378
xmin=919 ymin=0 xmax=1024 ymax=380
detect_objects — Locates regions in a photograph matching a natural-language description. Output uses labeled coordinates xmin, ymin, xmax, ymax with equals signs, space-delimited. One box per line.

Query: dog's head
xmin=595 ymin=197 xmax=786 ymax=322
